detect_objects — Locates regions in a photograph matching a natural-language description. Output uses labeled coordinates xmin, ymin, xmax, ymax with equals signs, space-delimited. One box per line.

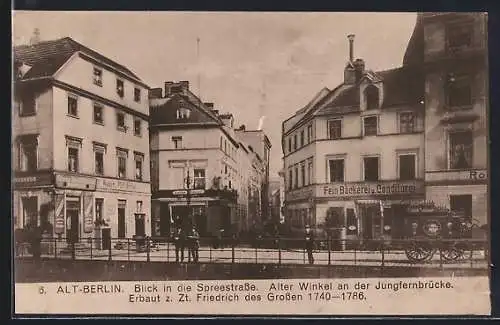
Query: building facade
xmin=149 ymin=81 xmax=268 ymax=237
xmin=282 ymin=34 xmax=425 ymax=241
xmin=13 ymin=37 xmax=151 ymax=243
xmin=407 ymin=13 xmax=488 ymax=229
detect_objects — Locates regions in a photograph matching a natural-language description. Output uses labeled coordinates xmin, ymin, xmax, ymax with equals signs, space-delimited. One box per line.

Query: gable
xmin=150 ymin=94 xmax=220 ymax=126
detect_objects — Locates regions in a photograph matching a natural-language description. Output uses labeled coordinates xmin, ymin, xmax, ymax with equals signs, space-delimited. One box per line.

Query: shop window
xmin=399 ymin=112 xmax=415 ymax=133
xmin=325 ymin=207 xmax=345 ymax=228
xmin=449 ymin=131 xmax=473 ymax=169
xmin=116 ymin=79 xmax=124 ymax=98
xmin=194 ymin=169 xmax=206 ymax=189
xmin=328 ymin=159 xmax=344 ymax=182
xmin=134 ymin=152 xmax=143 ymax=181
xmin=93 ymin=103 xmax=104 ymax=124
xmin=117 ymin=148 xmax=128 ymax=179
xmin=95 ymin=198 xmax=104 ymax=220
xmin=22 ymin=196 xmax=38 ymax=227
xmin=399 ymin=154 xmax=416 ymax=180
xmin=364 ymin=156 xmax=379 ymax=181
xmin=446 ymin=73 xmax=472 ymax=109
xmin=346 ymin=208 xmax=357 ymax=234
xmin=18 ymin=135 xmax=38 ymax=172
xmin=363 ymin=116 xmax=378 ymax=136
xmin=365 ymin=85 xmax=380 ymax=110
xmin=328 ymin=119 xmax=342 ymax=139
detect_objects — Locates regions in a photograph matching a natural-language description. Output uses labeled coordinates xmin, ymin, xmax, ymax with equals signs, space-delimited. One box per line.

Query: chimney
xmin=29 ymin=28 xmax=41 ymax=46
xmin=149 ymin=88 xmax=163 ymax=99
xmin=353 ymin=59 xmax=365 ymax=82
xmin=179 ymin=81 xmax=189 ymax=93
xmin=164 ymin=81 xmax=174 ymax=97
xmin=347 ymin=34 xmax=355 ymax=62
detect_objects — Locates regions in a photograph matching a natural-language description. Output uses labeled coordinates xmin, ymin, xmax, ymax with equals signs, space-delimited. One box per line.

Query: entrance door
xmin=360 ymin=205 xmax=381 ymax=240
xmin=135 ymin=213 xmax=145 ymax=236
xmin=66 ymin=198 xmax=80 ymax=243
xmin=118 ymin=200 xmax=126 ymax=238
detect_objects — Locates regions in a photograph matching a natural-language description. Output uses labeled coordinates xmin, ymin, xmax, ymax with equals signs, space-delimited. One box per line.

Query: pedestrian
xmin=187 ymin=226 xmax=200 ymax=263
xmin=173 ymin=227 xmax=185 ymax=263
xmin=304 ymin=224 xmax=315 ymax=265
xmin=31 ymin=224 xmax=43 ymax=261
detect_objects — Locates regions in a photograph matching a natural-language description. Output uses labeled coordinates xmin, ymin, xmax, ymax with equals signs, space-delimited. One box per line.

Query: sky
xmin=12 ymin=11 xmax=417 ymax=179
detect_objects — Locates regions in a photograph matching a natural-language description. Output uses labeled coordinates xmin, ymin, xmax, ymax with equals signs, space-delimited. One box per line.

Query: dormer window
xmin=176 ymin=106 xmax=191 ymax=120
xmin=365 ymin=85 xmax=379 ymax=110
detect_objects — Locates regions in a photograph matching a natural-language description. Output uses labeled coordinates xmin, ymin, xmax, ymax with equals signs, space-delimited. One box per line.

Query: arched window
xmin=365 ymin=85 xmax=380 ymax=110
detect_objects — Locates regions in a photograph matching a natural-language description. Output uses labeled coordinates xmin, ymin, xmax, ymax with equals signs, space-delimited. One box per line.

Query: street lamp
xmin=184 ymin=170 xmax=193 ymax=228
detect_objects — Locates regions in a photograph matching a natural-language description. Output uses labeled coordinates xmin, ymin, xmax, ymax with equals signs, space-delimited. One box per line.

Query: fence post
xmin=127 ymin=238 xmax=130 ymax=262
xmin=108 ymin=239 xmax=112 ymax=261
xmin=278 ymin=238 xmax=282 ymax=265
xmin=439 ymin=246 xmax=443 ymax=270
xmin=90 ymin=236 xmax=93 ymax=260
xmin=146 ymin=237 xmax=151 ymax=262
xmin=328 ymin=236 xmax=331 ymax=266
xmin=167 ymin=240 xmax=170 ymax=262
xmin=231 ymin=241 xmax=235 ymax=264
xmin=381 ymin=244 xmax=385 ymax=268
xmin=255 ymin=245 xmax=258 ymax=264
xmin=71 ymin=242 xmax=76 ymax=261
xmin=54 ymin=239 xmax=58 ymax=259
xmin=470 ymin=246 xmax=474 ymax=268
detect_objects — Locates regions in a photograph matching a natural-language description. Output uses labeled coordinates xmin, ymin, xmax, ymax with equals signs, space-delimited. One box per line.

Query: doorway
xmin=159 ymin=202 xmax=171 ymax=237
xmin=135 ymin=213 xmax=145 ymax=236
xmin=66 ymin=197 xmax=80 ymax=243
xmin=450 ymin=194 xmax=472 ymax=218
xmin=118 ymin=200 xmax=126 ymax=238
xmin=359 ymin=204 xmax=382 ymax=240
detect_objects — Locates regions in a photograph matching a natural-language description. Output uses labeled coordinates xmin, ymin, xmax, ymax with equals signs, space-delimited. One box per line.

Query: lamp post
xmin=184 ymin=170 xmax=193 ymax=228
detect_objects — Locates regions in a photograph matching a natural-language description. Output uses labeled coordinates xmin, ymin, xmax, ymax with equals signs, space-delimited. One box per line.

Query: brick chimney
xmin=179 ymin=81 xmax=189 ymax=93
xmin=344 ymin=34 xmax=356 ymax=85
xmin=347 ymin=34 xmax=355 ymax=62
xmin=149 ymin=87 xmax=163 ymax=99
xmin=164 ymin=81 xmax=174 ymax=97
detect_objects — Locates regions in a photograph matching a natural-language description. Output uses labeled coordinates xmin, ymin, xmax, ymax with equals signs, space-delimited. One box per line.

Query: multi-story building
xmin=149 ymin=81 xmax=268 ymax=237
xmin=404 ymin=13 xmax=489 ymax=229
xmin=282 ymin=34 xmax=425 ymax=240
xmin=13 ymin=37 xmax=151 ymax=243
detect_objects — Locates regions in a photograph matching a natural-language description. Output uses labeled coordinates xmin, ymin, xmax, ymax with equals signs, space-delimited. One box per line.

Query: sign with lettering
xmin=96 ymin=178 xmax=149 ymax=193
xmin=426 ymin=169 xmax=488 ymax=182
xmin=318 ymin=180 xmax=424 ymax=198
xmin=284 ymin=187 xmax=314 ymax=202
xmin=55 ymin=174 xmax=97 ymax=191
xmin=54 ymin=193 xmax=65 ymax=235
xmin=82 ymin=192 xmax=94 ymax=233
xmin=13 ymin=173 xmax=53 ymax=189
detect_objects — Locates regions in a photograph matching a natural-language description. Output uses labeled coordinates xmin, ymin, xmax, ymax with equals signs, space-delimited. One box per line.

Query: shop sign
xmin=13 ymin=173 xmax=53 ymax=188
xmin=426 ymin=169 xmax=488 ymax=182
xmin=54 ymin=193 xmax=65 ymax=235
xmin=55 ymin=174 xmax=97 ymax=191
xmin=82 ymin=192 xmax=94 ymax=233
xmin=285 ymin=187 xmax=314 ymax=202
xmin=318 ymin=180 xmax=424 ymax=198
xmin=96 ymin=178 xmax=150 ymax=193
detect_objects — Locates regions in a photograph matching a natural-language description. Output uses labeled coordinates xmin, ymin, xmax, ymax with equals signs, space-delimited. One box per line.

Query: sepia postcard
xmin=12 ymin=11 xmax=490 ymax=316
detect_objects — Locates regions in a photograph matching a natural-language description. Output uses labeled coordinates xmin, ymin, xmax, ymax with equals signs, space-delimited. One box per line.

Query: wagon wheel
xmin=440 ymin=245 xmax=465 ymax=261
xmin=405 ymin=243 xmax=435 ymax=263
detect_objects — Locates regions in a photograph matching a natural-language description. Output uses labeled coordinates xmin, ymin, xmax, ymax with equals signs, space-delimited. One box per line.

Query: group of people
xmin=173 ymin=226 xmax=200 ymax=263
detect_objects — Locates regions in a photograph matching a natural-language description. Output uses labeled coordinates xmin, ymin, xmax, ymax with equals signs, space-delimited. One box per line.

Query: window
xmin=66 ymin=136 xmax=82 ymax=173
xmin=117 ymin=149 xmax=128 ymax=178
xmin=399 ymin=112 xmax=415 ymax=133
xmin=95 ymin=151 xmax=104 ymax=175
xmin=134 ymin=87 xmax=141 ymax=102
xmin=307 ymin=125 xmax=313 ymax=143
xmin=117 ymin=200 xmax=126 ymax=238
xmin=134 ymin=153 xmax=143 ymax=180
xmin=328 ymin=159 xmax=344 ymax=182
xmin=300 ymin=130 xmax=305 ymax=147
xmin=68 ymin=147 xmax=79 ymax=172
xmin=365 ymin=85 xmax=379 ymax=110
xmin=294 ymin=167 xmax=298 ymax=189
xmin=364 ymin=156 xmax=379 ymax=181
xmin=446 ymin=73 xmax=472 ymax=109
xmin=18 ymin=135 xmax=38 ymax=171
xmin=20 ymin=94 xmax=36 ymax=116
xmin=93 ymin=103 xmax=104 ymax=124
xmin=446 ymin=23 xmax=473 ymax=50
xmin=116 ymin=79 xmax=124 ymax=98
xmin=300 ymin=164 xmax=306 ymax=187
xmin=116 ymin=112 xmax=126 ymax=131
xmin=172 ymin=136 xmax=182 ymax=149
xmin=293 ymin=134 xmax=298 ymax=150
xmin=328 ymin=119 xmax=342 ymax=139
xmin=289 ymin=169 xmax=293 ymax=190
xmin=176 ymin=107 xmax=191 ymax=119
xmin=22 ymin=196 xmax=38 ymax=227
xmin=449 ymin=131 xmax=473 ymax=169
xmin=308 ymin=160 xmax=313 ymax=185
xmin=399 ymin=154 xmax=416 ymax=180
xmin=363 ymin=116 xmax=378 ymax=136
xmin=288 ymin=138 xmax=292 ymax=153
xmin=134 ymin=119 xmax=141 ymax=136
xmin=136 ymin=201 xmax=143 ymax=213
xmin=93 ymin=67 xmax=103 ymax=86
xmin=194 ymin=169 xmax=206 ymax=189
xmin=95 ymin=198 xmax=104 ymax=220
xmin=67 ymin=95 xmax=78 ymax=117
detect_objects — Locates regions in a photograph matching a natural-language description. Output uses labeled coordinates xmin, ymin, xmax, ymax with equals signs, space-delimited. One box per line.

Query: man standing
xmin=304 ymin=224 xmax=315 ymax=265
xmin=173 ymin=227 xmax=185 ymax=263
xmin=187 ymin=226 xmax=200 ymax=263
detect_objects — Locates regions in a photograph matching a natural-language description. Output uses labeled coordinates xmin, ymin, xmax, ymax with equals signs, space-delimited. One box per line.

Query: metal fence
xmin=15 ymin=236 xmax=488 ymax=269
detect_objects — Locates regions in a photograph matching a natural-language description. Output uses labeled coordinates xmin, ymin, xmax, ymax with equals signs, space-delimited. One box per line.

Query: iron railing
xmin=14 ymin=236 xmax=488 ymax=270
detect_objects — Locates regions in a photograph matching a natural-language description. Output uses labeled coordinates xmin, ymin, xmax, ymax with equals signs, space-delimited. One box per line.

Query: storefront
xmin=152 ymin=189 xmax=238 ymax=238
xmin=285 ymin=180 xmax=425 ymax=245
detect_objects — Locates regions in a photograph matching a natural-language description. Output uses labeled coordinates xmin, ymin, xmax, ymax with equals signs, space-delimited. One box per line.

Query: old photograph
xmin=12 ymin=11 xmax=490 ymax=315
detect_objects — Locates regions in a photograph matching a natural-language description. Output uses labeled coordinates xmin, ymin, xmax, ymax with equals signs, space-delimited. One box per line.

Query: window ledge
xmin=134 ymin=133 xmax=142 ymax=138
xmin=67 ymin=114 xmax=80 ymax=119
xmin=19 ymin=112 xmax=36 ymax=118
xmin=93 ymin=121 xmax=104 ymax=126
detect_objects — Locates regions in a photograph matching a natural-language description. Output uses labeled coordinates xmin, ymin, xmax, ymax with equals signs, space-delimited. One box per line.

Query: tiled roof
xmin=14 ymin=37 xmax=141 ymax=81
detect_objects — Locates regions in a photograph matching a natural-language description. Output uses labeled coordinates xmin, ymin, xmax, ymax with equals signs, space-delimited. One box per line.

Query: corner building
xmin=282 ymin=35 xmax=425 ymax=242
xmin=13 ymin=37 xmax=151 ymax=243
xmin=404 ymin=13 xmax=489 ymax=230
